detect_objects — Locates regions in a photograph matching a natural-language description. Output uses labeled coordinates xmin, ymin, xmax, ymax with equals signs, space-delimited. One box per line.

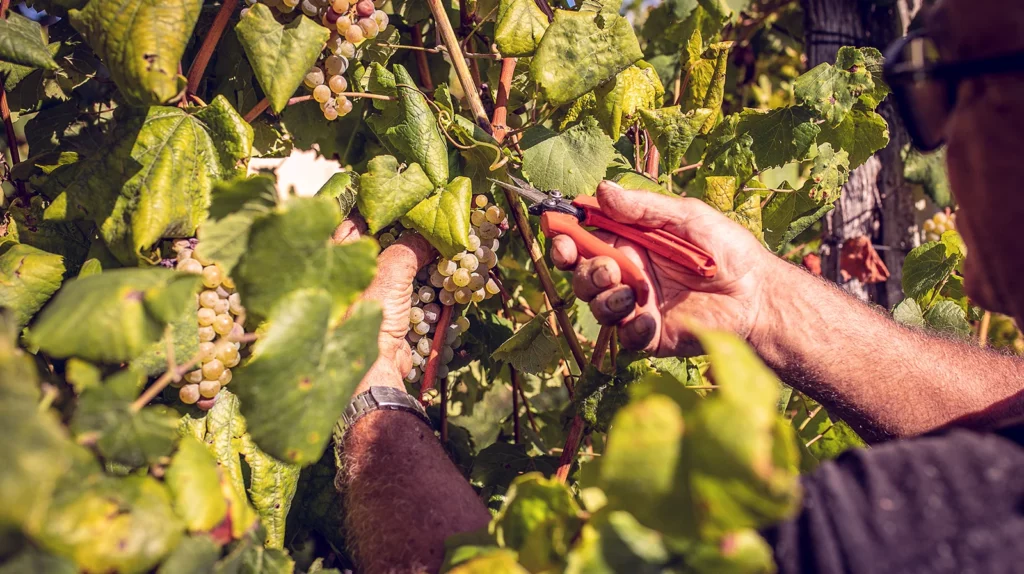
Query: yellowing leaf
xmin=166 ymin=436 xmax=228 ymax=533
xmin=0 ymin=243 xmax=65 ymax=329
xmin=594 ymin=62 xmax=665 ymax=140
xmin=640 ymin=106 xmax=714 ymax=171
xmin=495 ymin=0 xmax=549 ymax=57
xmin=404 ymin=176 xmax=472 ymax=258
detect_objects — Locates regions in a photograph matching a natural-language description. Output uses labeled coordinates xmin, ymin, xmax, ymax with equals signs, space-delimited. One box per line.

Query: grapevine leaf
xmin=521 ymin=116 xmax=615 ymax=198
xmin=924 ymin=300 xmax=972 ymax=339
xmin=904 ymin=147 xmax=952 ymax=208
xmin=593 ymin=62 xmax=665 ymax=140
xmin=233 ymin=196 xmax=379 ymax=322
xmin=610 ymin=171 xmax=670 ymax=195
xmin=279 ymin=98 xmax=366 ymax=163
xmin=71 ymin=393 xmax=180 ymax=469
xmin=789 ymin=395 xmax=865 ymax=462
xmin=0 ymin=547 xmax=76 ymax=574
xmin=366 ymin=63 xmax=449 ymax=187
xmin=639 ymin=106 xmax=713 ymax=170
xmin=682 ymin=41 xmax=732 ymax=133
xmin=563 ymin=511 xmax=669 ymax=573
xmin=447 ymin=549 xmax=529 ymax=574
xmin=202 ymin=390 xmax=260 ymax=539
xmin=193 ymin=95 xmax=256 ymax=177
xmin=156 ymin=535 xmax=221 ymax=574
xmin=166 ymin=436 xmax=229 ymax=533
xmin=38 ymin=476 xmax=184 ymax=574
xmin=892 ymin=298 xmax=926 ymax=328
xmin=195 ymin=175 xmax=278 ymax=277
xmin=291 ymin=450 xmax=347 ymax=552
xmin=29 ymin=269 xmax=201 ymax=363
xmin=857 ymin=47 xmax=890 ymax=110
xmin=403 ymin=176 xmax=473 ymax=258
xmin=357 ymin=155 xmax=435 ymax=234
xmin=316 ymin=171 xmax=359 ymax=218
xmin=683 ymin=529 xmax=775 ymax=572
xmin=130 ymin=289 xmax=200 ymax=377
xmin=5 ymin=197 xmax=91 ymax=276
xmin=491 ymin=311 xmax=561 ymax=375
xmin=69 ymin=0 xmax=202 ymax=105
xmin=470 ymin=442 xmax=559 ymax=490
xmin=495 ymin=0 xmax=549 ymax=57
xmin=240 ymin=433 xmax=301 ymax=549
xmin=232 ymin=544 xmax=295 ymax=574
xmin=815 ymin=108 xmax=889 ymax=169
xmin=236 ymin=4 xmax=329 ymax=113
xmin=234 ymin=293 xmax=381 ymax=465
xmin=530 ymin=9 xmax=643 ymax=106
xmin=735 ymin=106 xmax=820 ymax=171
xmin=46 ymin=101 xmax=253 ymax=264
xmin=0 ymin=12 xmax=59 ymax=70
xmin=704 ymin=176 xmax=762 ymax=238
xmin=0 ymin=243 xmax=65 ymax=329
xmin=697 ymin=114 xmax=756 ymax=189
xmin=902 ymin=241 xmax=958 ymax=300
xmin=793 ymin=46 xmax=875 ymax=126
xmin=491 ymin=473 xmax=583 ymax=573
xmin=801 ymin=143 xmax=850 ymax=203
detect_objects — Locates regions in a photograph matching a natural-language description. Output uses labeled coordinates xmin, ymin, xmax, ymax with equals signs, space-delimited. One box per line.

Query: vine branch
xmin=186 ymin=0 xmax=239 ymax=96
xmin=419 ymin=303 xmax=454 ymax=404
xmin=410 ymin=26 xmax=435 ymax=93
xmin=0 ymin=1 xmax=27 ymax=201
xmin=426 ymin=0 xmax=491 ymax=130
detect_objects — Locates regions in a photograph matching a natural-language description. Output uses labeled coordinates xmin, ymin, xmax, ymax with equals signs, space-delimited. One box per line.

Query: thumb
xmin=373 ymin=232 xmax=436 ymax=288
xmin=596 ymin=180 xmax=717 ymax=237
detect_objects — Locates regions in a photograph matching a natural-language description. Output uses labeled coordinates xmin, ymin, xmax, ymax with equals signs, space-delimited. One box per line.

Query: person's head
xmin=916 ymin=0 xmax=1024 ymax=324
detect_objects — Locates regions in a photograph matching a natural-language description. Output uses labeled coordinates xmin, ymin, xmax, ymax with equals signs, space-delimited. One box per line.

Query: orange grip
xmin=541 ymin=211 xmax=651 ymax=307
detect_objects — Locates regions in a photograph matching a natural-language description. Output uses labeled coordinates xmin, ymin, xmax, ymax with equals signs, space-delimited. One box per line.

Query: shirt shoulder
xmin=763 ymin=426 xmax=1024 ymax=574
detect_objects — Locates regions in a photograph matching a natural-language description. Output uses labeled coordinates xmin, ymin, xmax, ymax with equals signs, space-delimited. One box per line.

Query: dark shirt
xmin=761 ymin=425 xmax=1024 ymax=574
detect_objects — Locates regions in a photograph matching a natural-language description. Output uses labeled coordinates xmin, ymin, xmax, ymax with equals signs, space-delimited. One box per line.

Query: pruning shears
xmin=490 ymin=176 xmax=718 ymax=307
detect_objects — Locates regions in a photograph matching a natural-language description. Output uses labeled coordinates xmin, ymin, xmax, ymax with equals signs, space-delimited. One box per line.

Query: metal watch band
xmin=340 ymin=386 xmax=432 ymax=438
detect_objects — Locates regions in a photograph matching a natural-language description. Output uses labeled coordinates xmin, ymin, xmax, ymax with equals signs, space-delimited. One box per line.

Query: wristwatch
xmin=339 ymin=386 xmax=432 ymax=439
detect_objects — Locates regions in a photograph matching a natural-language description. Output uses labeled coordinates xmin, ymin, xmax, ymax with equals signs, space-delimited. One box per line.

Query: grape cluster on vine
xmin=402 ymin=195 xmax=509 ymax=386
xmin=171 ymin=240 xmax=249 ymax=411
xmin=923 ymin=211 xmax=956 ymax=243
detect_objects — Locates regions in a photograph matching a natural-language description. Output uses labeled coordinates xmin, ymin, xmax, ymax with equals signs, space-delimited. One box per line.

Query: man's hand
xmin=551 ymin=181 xmax=779 ymax=356
xmin=336 ymin=218 xmax=435 ymax=395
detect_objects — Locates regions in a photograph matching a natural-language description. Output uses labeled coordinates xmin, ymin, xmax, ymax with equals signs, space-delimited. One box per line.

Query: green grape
xmin=222 ymin=275 xmax=236 ymax=290
xmin=224 ymin=353 xmax=241 ymax=368
xmin=197 ymin=307 xmax=216 ymax=326
xmin=454 ymin=288 xmax=471 ymax=305
xmin=199 ymin=290 xmax=219 ymax=308
xmin=326 ymin=55 xmax=348 ymax=77
xmin=213 ymin=313 xmax=234 ymax=336
xmin=410 ymin=352 xmax=423 ymax=367
xmin=410 ymin=307 xmax=425 ymax=324
xmin=417 ymin=337 xmax=432 ymax=356
xmin=358 ymin=17 xmax=379 ymax=39
xmin=332 ymin=0 xmax=349 ymax=12
xmin=198 ymin=326 xmax=216 ymax=342
xmin=439 ymin=289 xmax=455 ymax=306
xmin=198 ymin=341 xmax=217 ymax=362
xmin=467 ymin=235 xmax=481 ymax=251
xmin=199 ymin=380 xmax=221 ymax=399
xmin=185 ymin=370 xmax=203 ymax=384
xmin=339 ymin=40 xmax=356 ymax=58
xmin=455 ymin=316 xmax=470 ymax=333
xmin=460 ymin=254 xmax=479 ymax=272
xmin=201 ymin=265 xmax=223 ymax=288
xmin=451 ymin=251 xmax=464 ymax=261
xmin=202 ymin=359 xmax=225 ymax=380
xmin=179 ymin=384 xmax=201 ymax=405
xmin=419 ymin=286 xmax=436 ymax=303
xmin=217 ymin=344 xmax=239 ymax=365
xmin=437 ymin=258 xmax=457 ymax=276
xmin=452 ymin=268 xmax=471 ymax=287
xmin=485 ymin=278 xmax=501 ymax=295
xmin=485 ymin=206 xmax=503 ymax=224
xmin=323 ymin=103 xmax=339 ymax=121
xmin=218 ymin=369 xmax=233 ymax=386
xmin=473 ymin=194 xmax=488 ymax=208
xmin=338 ymin=96 xmax=354 ymax=115
xmin=372 ymin=9 xmax=388 ymax=30
xmin=313 ymin=84 xmax=332 ymax=103
xmin=228 ymin=293 xmax=244 ymax=315
xmin=304 ymin=67 xmax=325 ymax=88
xmin=177 ymin=258 xmax=203 ymax=274
xmin=413 ymin=321 xmax=430 ymax=336
xmin=327 ymin=32 xmax=345 ymax=54
xmin=471 ymin=289 xmax=485 ymax=303
xmin=213 ymin=299 xmax=229 ymax=315
xmin=345 ymin=24 xmax=364 ymax=43
xmin=470 ymin=210 xmax=486 ymax=227
xmin=443 ymin=276 xmax=457 ymax=292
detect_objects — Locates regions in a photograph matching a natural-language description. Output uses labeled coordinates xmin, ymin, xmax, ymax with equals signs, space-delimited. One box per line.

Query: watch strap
xmin=340 ymin=386 xmax=432 ymax=438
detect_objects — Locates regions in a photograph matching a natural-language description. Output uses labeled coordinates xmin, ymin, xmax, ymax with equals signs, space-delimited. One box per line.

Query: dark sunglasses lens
xmin=892 ymin=36 xmax=951 ymax=151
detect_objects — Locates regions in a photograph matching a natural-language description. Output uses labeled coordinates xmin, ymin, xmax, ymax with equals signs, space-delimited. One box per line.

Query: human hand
xmin=551 ymin=181 xmax=779 ymax=357
xmin=335 ymin=217 xmax=435 ymax=395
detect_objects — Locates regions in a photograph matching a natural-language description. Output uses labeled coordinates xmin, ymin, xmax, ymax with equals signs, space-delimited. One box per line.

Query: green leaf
xmin=857 ymin=47 xmax=890 ymax=110
xmin=447 ymin=549 xmax=530 ymax=574
xmin=521 ymin=116 xmax=615 ymax=198
xmin=233 ymin=196 xmax=378 ymax=322
xmin=491 ymin=311 xmax=561 ymax=375
xmin=366 ymin=63 xmax=449 ymax=187
xmin=530 ymin=10 xmax=643 ymax=106
xmin=241 ymin=433 xmax=301 ymax=549
xmin=236 ymin=4 xmax=330 ymax=113
xmin=924 ymin=300 xmax=971 ymax=339
xmin=683 ymin=41 xmax=732 ymax=133
xmin=357 ymin=155 xmax=435 ymax=234
xmin=793 ymin=46 xmax=875 ymax=126
xmin=156 ymin=535 xmax=220 ymax=574
xmin=735 ymin=106 xmax=820 ymax=171
xmin=0 ymin=12 xmax=58 ymax=70
xmin=234 ymin=293 xmax=381 ymax=465
xmin=316 ymin=171 xmax=359 ymax=218
xmin=495 ymin=0 xmax=549 ymax=57
xmin=166 ymin=436 xmax=228 ymax=533
xmin=761 ymin=185 xmax=835 ymax=252
xmin=471 ymin=442 xmax=559 ymax=490
xmin=697 ymin=114 xmax=756 ymax=188
xmin=0 ymin=243 xmax=65 ymax=329
xmin=201 ymin=390 xmax=260 ymax=539
xmin=404 ymin=176 xmax=473 ymax=258
xmin=46 ymin=101 xmax=252 ymax=264
xmin=904 ymin=146 xmax=953 ymax=208
xmin=564 ymin=511 xmax=669 ymax=574
xmin=683 ymin=529 xmax=775 ymax=573
xmin=130 ymin=288 xmax=200 ymax=377
xmin=0 ymin=546 xmax=76 ymax=574
xmin=593 ymin=62 xmax=664 ymax=140
xmin=29 ymin=268 xmax=200 ymax=363
xmin=71 ymin=389 xmax=180 ymax=468
xmin=39 ymin=476 xmax=184 ymax=574
xmin=195 ymin=175 xmax=278 ymax=277
xmin=892 ymin=298 xmax=926 ymax=328
xmin=816 ymin=108 xmax=889 ymax=169
xmin=902 ymin=241 xmax=958 ymax=300
xmin=491 ymin=473 xmax=583 ymax=573
xmin=70 ymin=0 xmax=201 ymax=105
xmin=639 ymin=106 xmax=713 ymax=170
xmin=801 ymin=143 xmax=850 ymax=203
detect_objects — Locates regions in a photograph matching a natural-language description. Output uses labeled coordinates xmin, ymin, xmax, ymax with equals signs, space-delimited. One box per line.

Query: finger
xmin=551 ymin=235 xmax=579 ymax=270
xmin=589 ymin=284 xmax=635 ymax=325
xmin=332 ymin=214 xmax=368 ymax=245
xmin=618 ymin=312 xmax=657 ymax=351
xmin=596 ymin=180 xmax=722 ymax=241
xmin=573 ymin=256 xmax=621 ymax=302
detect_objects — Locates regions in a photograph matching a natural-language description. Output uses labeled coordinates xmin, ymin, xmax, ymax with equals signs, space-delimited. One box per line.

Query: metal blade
xmin=488 ymin=177 xmax=547 ymax=205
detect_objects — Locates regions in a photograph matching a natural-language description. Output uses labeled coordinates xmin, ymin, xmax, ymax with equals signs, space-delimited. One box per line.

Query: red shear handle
xmin=572 ymin=195 xmax=718 ymax=278
xmin=541 ymin=211 xmax=651 ymax=307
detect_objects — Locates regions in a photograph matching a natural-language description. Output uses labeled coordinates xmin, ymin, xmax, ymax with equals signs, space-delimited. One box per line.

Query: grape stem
xmin=378 ymin=43 xmax=501 ymax=60
xmin=242 ymin=92 xmax=393 ymax=123
xmin=555 ymin=325 xmax=614 ymax=482
xmin=186 ymin=0 xmax=239 ymax=96
xmin=410 ymin=27 xmax=435 ymax=93
xmin=419 ymin=303 xmax=454 ymax=405
xmin=0 ymin=0 xmax=28 ymax=202
xmin=426 ymin=0 xmax=491 ymax=129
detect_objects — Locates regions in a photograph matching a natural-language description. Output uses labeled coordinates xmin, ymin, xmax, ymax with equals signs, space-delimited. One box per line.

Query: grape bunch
xmin=171 ymin=240 xmax=249 ymax=411
xmin=304 ymin=54 xmax=354 ymax=121
xmin=402 ymin=195 xmax=508 ymax=386
xmin=923 ymin=210 xmax=956 ymax=243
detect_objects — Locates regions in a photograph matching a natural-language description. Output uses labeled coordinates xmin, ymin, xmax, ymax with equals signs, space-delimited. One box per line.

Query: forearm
xmin=753 ymin=260 xmax=1024 ymax=441
xmin=337 ymin=409 xmax=491 ymax=574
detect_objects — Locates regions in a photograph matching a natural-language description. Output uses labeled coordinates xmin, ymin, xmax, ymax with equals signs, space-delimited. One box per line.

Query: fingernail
xmin=598 ymin=180 xmax=624 ymax=193
xmin=608 ymin=288 xmax=635 ymax=313
xmin=593 ymin=267 xmax=611 ymax=288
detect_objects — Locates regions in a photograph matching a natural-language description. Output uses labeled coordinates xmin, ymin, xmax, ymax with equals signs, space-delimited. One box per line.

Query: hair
xmin=928 ymin=0 xmax=1024 ymax=59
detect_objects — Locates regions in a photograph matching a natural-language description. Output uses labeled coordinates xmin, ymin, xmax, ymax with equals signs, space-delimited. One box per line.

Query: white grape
xmin=405 ymin=367 xmax=421 ymax=383
xmin=422 ymin=303 xmax=440 ymax=323
xmin=179 ymin=384 xmax=201 ymax=405
xmin=213 ymin=314 xmax=234 ymax=336
xmin=410 ymin=307 xmax=425 ymax=324
xmin=199 ymin=380 xmax=221 ymax=399
xmin=217 ymin=344 xmax=239 ymax=365
xmin=199 ymin=290 xmax=219 ymax=308
xmin=485 ymin=278 xmax=501 ymax=295
xmin=303 ymin=67 xmax=325 ymax=89
xmin=443 ymin=276 xmax=457 ymax=292
xmin=178 ymin=258 xmax=203 ymax=274
xmin=185 ymin=370 xmax=203 ymax=384
xmin=454 ymin=288 xmax=471 ymax=305
xmin=198 ymin=326 xmax=216 ymax=342
xmin=339 ymin=41 xmax=356 ymax=58
xmin=372 ymin=10 xmax=388 ymax=31
xmin=417 ymin=337 xmax=432 ymax=356
xmin=441 ymin=345 xmax=454 ymax=364
xmin=468 ymin=273 xmax=485 ymax=291
xmin=437 ymin=258 xmax=457 ymax=276
xmin=202 ymin=265 xmax=223 ymax=288
xmin=467 ymin=235 xmax=481 ymax=251
xmin=485 ymin=206 xmax=504 ymax=224
xmin=197 ymin=307 xmax=216 ymax=326
xmin=414 ymin=321 xmax=430 ymax=336
xmin=213 ymin=299 xmax=229 ymax=314
xmin=218 ymin=369 xmax=233 ymax=386
xmin=471 ymin=289 xmax=485 ymax=303
xmin=410 ymin=352 xmax=423 ymax=367
xmin=325 ymin=55 xmax=348 ymax=77
xmin=439 ymin=289 xmax=455 ymax=306
xmin=228 ymin=293 xmax=244 ymax=315
xmin=474 ymin=195 xmax=488 ymax=208
xmin=437 ymin=365 xmax=449 ymax=379
xmin=460 ymin=254 xmax=479 ymax=272
xmin=470 ymin=210 xmax=486 ymax=227
xmin=198 ymin=341 xmax=217 ymax=362
xmin=313 ymin=84 xmax=332 ymax=104
xmin=202 ymin=359 xmax=225 ymax=380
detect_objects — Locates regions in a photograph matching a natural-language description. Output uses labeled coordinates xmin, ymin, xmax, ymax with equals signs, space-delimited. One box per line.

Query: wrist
xmin=746 ymin=256 xmax=802 ymax=367
xmin=352 ymin=358 xmax=407 ymax=399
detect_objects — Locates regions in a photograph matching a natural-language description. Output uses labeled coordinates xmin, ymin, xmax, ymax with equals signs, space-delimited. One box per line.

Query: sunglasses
xmin=883 ymin=29 xmax=1024 ymax=152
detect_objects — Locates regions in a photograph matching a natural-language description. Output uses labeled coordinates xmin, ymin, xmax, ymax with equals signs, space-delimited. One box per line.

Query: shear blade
xmin=489 ymin=177 xmax=547 ymax=206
